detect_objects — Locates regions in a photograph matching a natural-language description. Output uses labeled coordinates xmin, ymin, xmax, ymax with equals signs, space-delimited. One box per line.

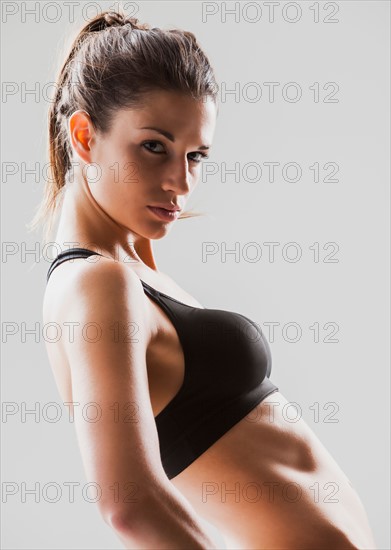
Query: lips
xmin=149 ymin=204 xmax=181 ymax=212
xmin=147 ymin=206 xmax=180 ymax=222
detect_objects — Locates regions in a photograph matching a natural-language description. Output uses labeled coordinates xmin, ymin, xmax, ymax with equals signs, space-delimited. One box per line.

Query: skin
xmin=45 ymin=89 xmax=377 ymax=549
xmin=54 ymin=89 xmax=215 ymax=272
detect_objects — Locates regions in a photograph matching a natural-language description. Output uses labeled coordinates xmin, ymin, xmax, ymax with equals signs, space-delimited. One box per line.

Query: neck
xmin=53 ymin=173 xmax=159 ymax=272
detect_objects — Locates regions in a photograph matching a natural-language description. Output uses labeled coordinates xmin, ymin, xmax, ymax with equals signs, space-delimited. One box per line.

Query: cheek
xmin=89 ymin=142 xmax=162 ymax=216
xmin=89 ymin=149 xmax=148 ymax=214
xmin=104 ymin=143 xmax=149 ymax=185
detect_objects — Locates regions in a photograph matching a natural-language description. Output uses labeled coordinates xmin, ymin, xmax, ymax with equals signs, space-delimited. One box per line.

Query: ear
xmin=68 ymin=110 xmax=95 ymax=164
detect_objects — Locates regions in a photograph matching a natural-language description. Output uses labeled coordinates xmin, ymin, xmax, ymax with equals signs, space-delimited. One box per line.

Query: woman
xmin=33 ymin=10 xmax=376 ymax=549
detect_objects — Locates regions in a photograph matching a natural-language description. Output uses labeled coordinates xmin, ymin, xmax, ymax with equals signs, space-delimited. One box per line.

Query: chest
xmin=145 ymin=298 xmax=186 ymax=417
xmin=144 ymin=290 xmax=274 ymax=422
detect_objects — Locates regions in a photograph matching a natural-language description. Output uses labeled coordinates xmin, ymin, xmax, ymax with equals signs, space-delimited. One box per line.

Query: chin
xmin=150 ymin=225 xmax=172 ymax=239
xmin=136 ymin=221 xmax=172 ymax=240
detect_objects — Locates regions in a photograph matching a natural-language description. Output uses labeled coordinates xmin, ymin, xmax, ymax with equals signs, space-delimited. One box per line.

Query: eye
xmin=142 ymin=141 xmax=209 ymax=163
xmin=189 ymin=151 xmax=209 ymax=163
xmin=142 ymin=141 xmax=165 ymax=154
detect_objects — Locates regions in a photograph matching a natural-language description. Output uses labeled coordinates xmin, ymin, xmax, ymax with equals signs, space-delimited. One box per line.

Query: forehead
xmin=110 ymin=90 xmax=217 ymax=142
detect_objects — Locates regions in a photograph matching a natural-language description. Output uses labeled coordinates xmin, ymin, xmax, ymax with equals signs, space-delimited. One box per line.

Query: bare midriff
xmin=45 ymin=263 xmax=376 ymax=549
xmin=168 ymin=391 xmax=376 ymax=549
xmin=140 ymin=279 xmax=377 ymax=549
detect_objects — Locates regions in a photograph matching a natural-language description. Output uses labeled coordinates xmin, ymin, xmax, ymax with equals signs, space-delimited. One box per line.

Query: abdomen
xmin=171 ymin=391 xmax=377 ymax=549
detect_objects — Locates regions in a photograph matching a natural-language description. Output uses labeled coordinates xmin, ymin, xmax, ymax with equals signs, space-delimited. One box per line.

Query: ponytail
xmin=27 ymin=9 xmax=218 ymax=244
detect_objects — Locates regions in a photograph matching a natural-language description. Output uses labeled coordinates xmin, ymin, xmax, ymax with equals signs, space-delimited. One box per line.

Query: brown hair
xmin=27 ymin=9 xmax=219 ymax=244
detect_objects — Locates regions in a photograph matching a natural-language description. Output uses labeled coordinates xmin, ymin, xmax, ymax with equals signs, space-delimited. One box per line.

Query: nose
xmin=161 ymin=158 xmax=192 ymax=195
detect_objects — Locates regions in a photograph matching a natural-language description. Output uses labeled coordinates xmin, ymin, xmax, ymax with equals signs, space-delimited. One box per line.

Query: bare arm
xmin=60 ymin=260 xmax=221 ymax=549
xmin=111 ymin=482 xmax=222 ymax=549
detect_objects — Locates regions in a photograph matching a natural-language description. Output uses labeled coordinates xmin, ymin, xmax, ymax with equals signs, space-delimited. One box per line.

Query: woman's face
xmin=70 ymin=90 xmax=217 ymax=240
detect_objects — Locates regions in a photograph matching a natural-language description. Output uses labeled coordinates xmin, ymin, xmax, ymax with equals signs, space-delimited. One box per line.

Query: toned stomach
xmin=144 ymin=291 xmax=376 ymax=549
xmin=45 ymin=271 xmax=376 ymax=548
xmin=169 ymin=391 xmax=377 ymax=549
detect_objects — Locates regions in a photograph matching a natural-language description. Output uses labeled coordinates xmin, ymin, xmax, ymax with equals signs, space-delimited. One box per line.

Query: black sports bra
xmin=46 ymin=248 xmax=279 ymax=479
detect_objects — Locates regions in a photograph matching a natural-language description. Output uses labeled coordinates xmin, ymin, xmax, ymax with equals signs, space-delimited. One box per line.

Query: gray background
xmin=2 ymin=1 xmax=390 ymax=548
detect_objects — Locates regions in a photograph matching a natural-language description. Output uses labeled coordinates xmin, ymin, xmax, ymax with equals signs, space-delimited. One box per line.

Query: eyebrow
xmin=139 ymin=126 xmax=210 ymax=150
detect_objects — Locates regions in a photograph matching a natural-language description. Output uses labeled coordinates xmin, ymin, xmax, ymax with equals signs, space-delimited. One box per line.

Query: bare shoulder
xmin=43 ymin=255 xmax=168 ymax=521
xmin=43 ymin=254 xmax=150 ymax=328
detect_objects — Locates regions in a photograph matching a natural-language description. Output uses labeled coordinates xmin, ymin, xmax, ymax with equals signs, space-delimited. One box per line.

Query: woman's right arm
xmin=59 ymin=260 xmax=221 ymax=549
